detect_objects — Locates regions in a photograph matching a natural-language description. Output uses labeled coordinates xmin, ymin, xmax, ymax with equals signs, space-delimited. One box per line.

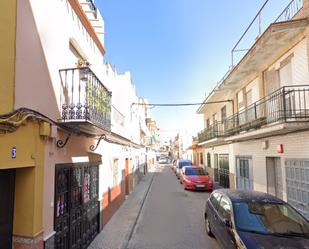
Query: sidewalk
xmin=88 ymin=166 xmax=157 ymax=249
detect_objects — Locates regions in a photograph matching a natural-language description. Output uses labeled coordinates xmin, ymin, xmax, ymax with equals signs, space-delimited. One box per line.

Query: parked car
xmin=158 ymin=156 xmax=168 ymax=164
xmin=175 ymin=159 xmax=192 ymax=179
xmin=180 ymin=166 xmax=213 ymax=191
xmin=204 ymin=189 xmax=309 ymax=249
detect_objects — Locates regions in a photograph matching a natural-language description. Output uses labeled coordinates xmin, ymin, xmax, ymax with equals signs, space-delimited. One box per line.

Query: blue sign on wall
xmin=12 ymin=147 xmax=16 ymax=159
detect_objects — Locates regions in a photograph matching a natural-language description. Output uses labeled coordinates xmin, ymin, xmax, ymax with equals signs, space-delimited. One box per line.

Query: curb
xmin=120 ymin=171 xmax=156 ymax=249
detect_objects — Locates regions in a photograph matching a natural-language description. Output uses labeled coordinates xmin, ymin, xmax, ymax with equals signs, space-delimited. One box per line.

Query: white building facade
xmin=0 ymin=1 xmax=157 ymax=249
xmin=197 ymin=0 xmax=309 ymax=219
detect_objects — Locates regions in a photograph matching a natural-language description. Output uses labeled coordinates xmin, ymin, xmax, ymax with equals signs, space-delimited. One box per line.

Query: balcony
xmin=198 ymin=122 xmax=226 ymax=144
xmin=59 ymin=67 xmax=111 ymax=135
xmin=198 ymin=85 xmax=309 ymax=144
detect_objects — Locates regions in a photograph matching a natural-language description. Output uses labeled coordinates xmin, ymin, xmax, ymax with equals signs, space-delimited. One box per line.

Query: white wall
xmin=232 ymin=130 xmax=309 ymax=200
xmin=205 ymin=144 xmax=230 ymax=169
xmin=16 ymin=0 xmax=106 ymax=118
xmin=268 ymin=38 xmax=309 ymax=86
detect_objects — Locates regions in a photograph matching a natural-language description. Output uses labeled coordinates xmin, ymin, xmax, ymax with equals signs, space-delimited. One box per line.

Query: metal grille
xmin=55 ymin=164 xmax=99 ymax=249
xmin=218 ymin=154 xmax=230 ymax=188
xmin=285 ymin=159 xmax=309 ymax=219
xmin=59 ymin=67 xmax=111 ymax=130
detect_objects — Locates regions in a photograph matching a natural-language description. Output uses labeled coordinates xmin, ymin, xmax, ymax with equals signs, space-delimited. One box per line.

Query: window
xmin=245 ymin=90 xmax=253 ymax=106
xmin=234 ymin=202 xmax=309 ymax=235
xmin=185 ymin=168 xmax=207 ymax=176
xmin=207 ymin=153 xmax=211 ymax=168
xmin=212 ymin=113 xmax=217 ymax=124
xmin=279 ymin=55 xmax=293 ymax=87
xmin=221 ymin=106 xmax=227 ymax=122
xmin=218 ymin=196 xmax=231 ymax=220
xmin=239 ymin=160 xmax=249 ymax=178
xmin=209 ymin=192 xmax=222 ymax=210
xmin=264 ymin=69 xmax=280 ymax=95
xmin=200 ymin=153 xmax=204 ymax=165
xmin=206 ymin=119 xmax=210 ymax=128
xmin=237 ymin=90 xmax=244 ymax=110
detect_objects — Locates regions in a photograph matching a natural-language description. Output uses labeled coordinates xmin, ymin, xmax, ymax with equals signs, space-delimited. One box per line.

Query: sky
xmin=97 ymin=0 xmax=293 ymax=136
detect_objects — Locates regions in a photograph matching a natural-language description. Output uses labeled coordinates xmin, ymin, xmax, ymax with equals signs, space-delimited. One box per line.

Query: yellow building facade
xmin=0 ymin=1 xmax=46 ymax=248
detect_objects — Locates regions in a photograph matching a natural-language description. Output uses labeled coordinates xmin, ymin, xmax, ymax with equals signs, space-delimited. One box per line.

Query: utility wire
xmin=131 ymin=100 xmax=233 ymax=107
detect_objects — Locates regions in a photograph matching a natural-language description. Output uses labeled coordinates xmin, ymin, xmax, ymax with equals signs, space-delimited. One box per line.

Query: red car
xmin=180 ymin=166 xmax=213 ymax=191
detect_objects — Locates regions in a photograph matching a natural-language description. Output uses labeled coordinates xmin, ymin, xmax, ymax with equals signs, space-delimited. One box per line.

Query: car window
xmin=185 ymin=168 xmax=208 ymax=176
xmin=209 ymin=192 xmax=221 ymax=210
xmin=218 ymin=196 xmax=231 ymax=220
xmin=233 ymin=202 xmax=309 ymax=236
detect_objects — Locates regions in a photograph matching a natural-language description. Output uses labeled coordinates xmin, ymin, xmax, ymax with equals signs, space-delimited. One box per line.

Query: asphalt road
xmin=126 ymin=164 xmax=221 ymax=249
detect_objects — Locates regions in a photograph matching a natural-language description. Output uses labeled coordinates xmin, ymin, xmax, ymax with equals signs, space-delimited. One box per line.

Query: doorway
xmin=218 ymin=154 xmax=229 ymax=188
xmin=0 ymin=169 xmax=15 ymax=249
xmin=214 ymin=154 xmax=219 ymax=182
xmin=266 ymin=157 xmax=282 ymax=199
xmin=125 ymin=159 xmax=129 ymax=195
xmin=54 ymin=163 xmax=99 ymax=249
xmin=236 ymin=157 xmax=253 ymax=190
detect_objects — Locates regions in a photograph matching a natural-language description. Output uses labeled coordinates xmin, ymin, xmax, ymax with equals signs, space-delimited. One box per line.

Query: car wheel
xmin=205 ymin=214 xmax=213 ymax=236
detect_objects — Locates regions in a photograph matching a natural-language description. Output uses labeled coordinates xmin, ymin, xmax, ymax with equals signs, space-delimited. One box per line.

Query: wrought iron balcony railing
xmin=198 ymin=122 xmax=226 ymax=143
xmin=198 ymin=85 xmax=309 ymax=143
xmin=59 ymin=67 xmax=111 ymax=133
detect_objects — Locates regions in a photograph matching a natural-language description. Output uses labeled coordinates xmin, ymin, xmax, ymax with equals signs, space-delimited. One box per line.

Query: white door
xmin=236 ymin=157 xmax=253 ymax=190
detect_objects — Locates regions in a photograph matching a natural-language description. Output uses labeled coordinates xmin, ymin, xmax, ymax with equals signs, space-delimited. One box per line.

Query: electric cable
xmin=131 ymin=100 xmax=233 ymax=107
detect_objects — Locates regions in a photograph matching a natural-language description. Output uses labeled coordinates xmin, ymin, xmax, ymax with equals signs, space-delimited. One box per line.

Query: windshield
xmin=233 ymin=202 xmax=309 ymax=237
xmin=186 ymin=168 xmax=208 ymax=176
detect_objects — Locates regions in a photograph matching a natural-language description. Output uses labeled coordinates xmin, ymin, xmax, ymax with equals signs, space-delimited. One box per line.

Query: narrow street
xmin=125 ymin=164 xmax=221 ymax=249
